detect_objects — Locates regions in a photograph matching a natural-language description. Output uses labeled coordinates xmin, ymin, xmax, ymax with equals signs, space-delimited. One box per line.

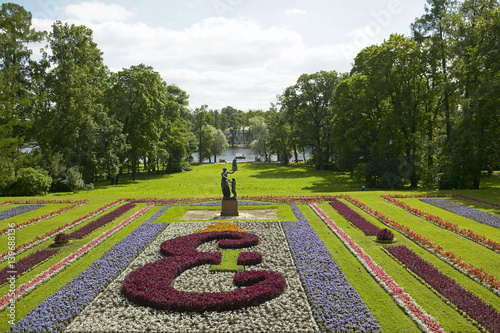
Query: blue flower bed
xmin=0 ymin=205 xmax=45 ymax=221
xmin=282 ymin=204 xmax=381 ymax=333
xmin=8 ymin=206 xmax=171 ymax=333
xmin=421 ymin=198 xmax=500 ymax=229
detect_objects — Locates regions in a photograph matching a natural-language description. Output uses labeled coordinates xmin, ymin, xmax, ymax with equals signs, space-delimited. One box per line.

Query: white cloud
xmin=63 ymin=2 xmax=134 ymax=22
xmin=284 ymin=9 xmax=308 ymax=16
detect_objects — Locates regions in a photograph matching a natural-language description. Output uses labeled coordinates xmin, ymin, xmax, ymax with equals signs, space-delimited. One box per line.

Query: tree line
xmin=1 ymin=0 xmax=499 ymax=196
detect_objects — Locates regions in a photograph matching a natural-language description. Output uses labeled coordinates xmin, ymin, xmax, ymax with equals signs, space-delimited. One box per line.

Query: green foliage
xmin=8 ymin=167 xmax=52 ymax=196
xmin=63 ymin=166 xmax=86 ymax=193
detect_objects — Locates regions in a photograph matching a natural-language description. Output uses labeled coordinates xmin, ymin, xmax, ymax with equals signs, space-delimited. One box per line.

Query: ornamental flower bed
xmin=383 ymin=195 xmax=500 ymax=253
xmin=0 ymin=200 xmax=88 ymax=236
xmin=385 ymin=245 xmax=500 ymax=333
xmin=64 ymin=222 xmax=320 ymax=332
xmin=282 ymin=204 xmax=381 ymax=332
xmin=421 ymin=198 xmax=500 ymax=230
xmin=329 ymin=199 xmax=380 ymax=236
xmin=9 ymin=205 xmax=171 ymax=333
xmin=0 ymin=248 xmax=59 ymax=285
xmin=67 ymin=202 xmax=136 ymax=239
xmin=0 ymin=205 xmax=153 ymax=311
xmin=0 ymin=204 xmax=44 ymax=221
xmin=343 ymin=195 xmax=500 ymax=294
xmin=311 ymin=203 xmax=445 ymax=333
xmin=0 ymin=199 xmax=124 ymax=263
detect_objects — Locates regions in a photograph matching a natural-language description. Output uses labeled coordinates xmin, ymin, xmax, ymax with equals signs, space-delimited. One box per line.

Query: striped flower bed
xmin=0 ymin=249 xmax=59 ymax=285
xmin=283 ymin=204 xmax=381 ymax=332
xmin=420 ymin=198 xmax=500 ymax=229
xmin=0 ymin=205 xmax=44 ymax=221
xmin=344 ymin=195 xmax=500 ymax=295
xmin=385 ymin=245 xmax=500 ymax=333
xmin=329 ymin=199 xmax=380 ymax=236
xmin=0 ymin=200 xmax=124 ymax=263
xmin=0 ymin=205 xmax=153 ymax=311
xmin=311 ymin=203 xmax=445 ymax=333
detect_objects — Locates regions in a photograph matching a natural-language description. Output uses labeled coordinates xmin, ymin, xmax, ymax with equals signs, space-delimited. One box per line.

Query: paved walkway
xmin=181 ymin=209 xmax=277 ymax=220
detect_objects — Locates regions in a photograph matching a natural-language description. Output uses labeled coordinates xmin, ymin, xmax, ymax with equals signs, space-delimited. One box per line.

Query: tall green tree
xmin=35 ymin=21 xmax=109 ymax=183
xmin=280 ymin=71 xmax=341 ymax=170
xmin=0 ymin=3 xmax=44 ymax=193
xmin=108 ymin=64 xmax=167 ymax=179
xmin=249 ymin=116 xmax=270 ymax=162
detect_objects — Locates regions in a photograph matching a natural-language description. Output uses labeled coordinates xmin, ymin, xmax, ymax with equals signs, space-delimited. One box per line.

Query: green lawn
xmin=1 ymin=164 xmax=499 ymax=332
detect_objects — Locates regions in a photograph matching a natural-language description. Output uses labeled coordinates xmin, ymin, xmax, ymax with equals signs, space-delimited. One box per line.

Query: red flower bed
xmin=0 ymin=248 xmax=60 ymax=285
xmin=329 ymin=199 xmax=380 ymax=236
xmin=385 ymin=245 xmax=500 ymax=333
xmin=67 ymin=203 xmax=136 ymax=239
xmin=238 ymin=252 xmax=262 ymax=266
xmin=124 ymin=230 xmax=286 ymax=312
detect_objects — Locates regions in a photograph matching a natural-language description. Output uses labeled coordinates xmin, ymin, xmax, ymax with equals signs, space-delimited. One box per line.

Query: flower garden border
xmin=311 ymin=203 xmax=445 ymax=333
xmin=342 ymin=195 xmax=500 ymax=295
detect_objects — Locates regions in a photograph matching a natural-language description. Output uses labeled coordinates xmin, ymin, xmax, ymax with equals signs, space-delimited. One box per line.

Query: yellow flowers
xmin=194 ymin=222 xmax=246 ymax=233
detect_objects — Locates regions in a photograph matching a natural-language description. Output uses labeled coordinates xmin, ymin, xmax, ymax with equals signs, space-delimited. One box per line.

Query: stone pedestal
xmin=221 ymin=198 xmax=239 ymax=216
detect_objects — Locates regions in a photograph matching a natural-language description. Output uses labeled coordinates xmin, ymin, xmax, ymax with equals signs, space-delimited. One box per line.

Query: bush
xmin=63 ymin=166 xmax=86 ymax=192
xmin=8 ymin=167 xmax=52 ymax=196
xmin=376 ymin=228 xmax=394 ymax=242
xmin=54 ymin=232 xmax=69 ymax=245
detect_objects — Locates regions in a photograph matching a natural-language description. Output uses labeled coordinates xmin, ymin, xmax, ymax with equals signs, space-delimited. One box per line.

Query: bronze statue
xmin=221 ymin=167 xmax=234 ymax=198
xmin=230 ymin=178 xmax=237 ymax=198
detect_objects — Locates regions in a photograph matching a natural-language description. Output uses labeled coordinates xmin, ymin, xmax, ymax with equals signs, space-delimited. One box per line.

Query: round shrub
xmin=376 ymin=228 xmax=394 ymax=242
xmin=54 ymin=232 xmax=70 ymax=246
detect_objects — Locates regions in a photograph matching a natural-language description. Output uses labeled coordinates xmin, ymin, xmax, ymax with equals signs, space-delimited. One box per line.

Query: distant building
xmin=224 ymin=126 xmax=252 ymax=146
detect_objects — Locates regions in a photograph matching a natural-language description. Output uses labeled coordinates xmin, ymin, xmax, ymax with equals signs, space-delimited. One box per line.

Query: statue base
xmin=221 ymin=197 xmax=239 ymax=216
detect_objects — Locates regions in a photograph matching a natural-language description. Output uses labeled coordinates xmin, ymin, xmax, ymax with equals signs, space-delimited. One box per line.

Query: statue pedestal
xmin=221 ymin=198 xmax=239 ymax=216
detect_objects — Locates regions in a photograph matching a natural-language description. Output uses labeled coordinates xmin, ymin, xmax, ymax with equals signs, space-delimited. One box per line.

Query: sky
xmin=17 ymin=0 xmax=428 ymax=111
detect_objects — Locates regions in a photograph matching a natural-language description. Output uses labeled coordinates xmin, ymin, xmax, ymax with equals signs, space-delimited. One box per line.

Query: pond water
xmin=191 ymin=147 xmax=310 ymax=163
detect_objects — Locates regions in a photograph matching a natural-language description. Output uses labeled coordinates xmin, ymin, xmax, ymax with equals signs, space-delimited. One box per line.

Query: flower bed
xmin=0 ymin=248 xmax=59 ymax=285
xmin=343 ymin=195 xmax=500 ymax=294
xmin=67 ymin=202 xmax=136 ymax=239
xmin=0 ymin=200 xmax=89 ymax=236
xmin=0 ymin=204 xmax=44 ymax=221
xmin=421 ymin=198 xmax=500 ymax=229
xmin=383 ymin=196 xmax=500 ymax=254
xmin=8 ymin=205 xmax=171 ymax=333
xmin=282 ymin=204 xmax=381 ymax=333
xmin=329 ymin=199 xmax=380 ymax=236
xmin=311 ymin=203 xmax=445 ymax=333
xmin=0 ymin=205 xmax=153 ymax=311
xmin=64 ymin=221 xmax=319 ymax=332
xmin=385 ymin=245 xmax=500 ymax=333
xmin=0 ymin=200 xmax=124 ymax=263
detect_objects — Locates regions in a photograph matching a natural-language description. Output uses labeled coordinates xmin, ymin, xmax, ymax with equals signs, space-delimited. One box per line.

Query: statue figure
xmin=230 ymin=178 xmax=237 ymax=198
xmin=232 ymin=157 xmax=237 ymax=172
xmin=221 ymin=167 xmax=234 ymax=198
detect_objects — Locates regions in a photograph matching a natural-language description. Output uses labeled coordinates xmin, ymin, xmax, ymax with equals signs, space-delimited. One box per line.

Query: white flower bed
xmin=67 ymin=222 xmax=319 ymax=332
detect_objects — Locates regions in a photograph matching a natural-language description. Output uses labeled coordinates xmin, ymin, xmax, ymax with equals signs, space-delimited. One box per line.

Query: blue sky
xmin=18 ymin=0 xmax=427 ymax=110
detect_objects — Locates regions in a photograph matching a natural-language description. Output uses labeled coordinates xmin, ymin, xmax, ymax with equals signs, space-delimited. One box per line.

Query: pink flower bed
xmin=123 ymin=230 xmax=286 ymax=312
xmin=310 ymin=203 xmax=445 ymax=333
xmin=385 ymin=245 xmax=500 ymax=333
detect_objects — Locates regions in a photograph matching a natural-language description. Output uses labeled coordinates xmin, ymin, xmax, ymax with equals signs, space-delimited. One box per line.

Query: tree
xmin=220 ymin=106 xmax=244 ymax=147
xmin=249 ymin=116 xmax=269 ymax=161
xmin=108 ymin=64 xmax=167 ymax=179
xmin=0 ymin=3 xmax=44 ymax=193
xmin=34 ymin=21 xmax=109 ymax=183
xmin=209 ymin=126 xmax=228 ymax=162
xmin=280 ymin=71 xmax=341 ymax=169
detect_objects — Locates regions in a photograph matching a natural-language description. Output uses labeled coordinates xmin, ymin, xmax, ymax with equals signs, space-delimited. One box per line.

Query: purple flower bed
xmin=0 ymin=249 xmax=59 ymax=285
xmin=282 ymin=204 xmax=381 ymax=332
xmin=421 ymin=198 xmax=500 ymax=229
xmin=329 ymin=199 xmax=381 ymax=236
xmin=0 ymin=204 xmax=45 ymax=221
xmin=385 ymin=245 xmax=500 ymax=333
xmin=8 ymin=205 xmax=171 ymax=333
xmin=67 ymin=202 xmax=136 ymax=239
